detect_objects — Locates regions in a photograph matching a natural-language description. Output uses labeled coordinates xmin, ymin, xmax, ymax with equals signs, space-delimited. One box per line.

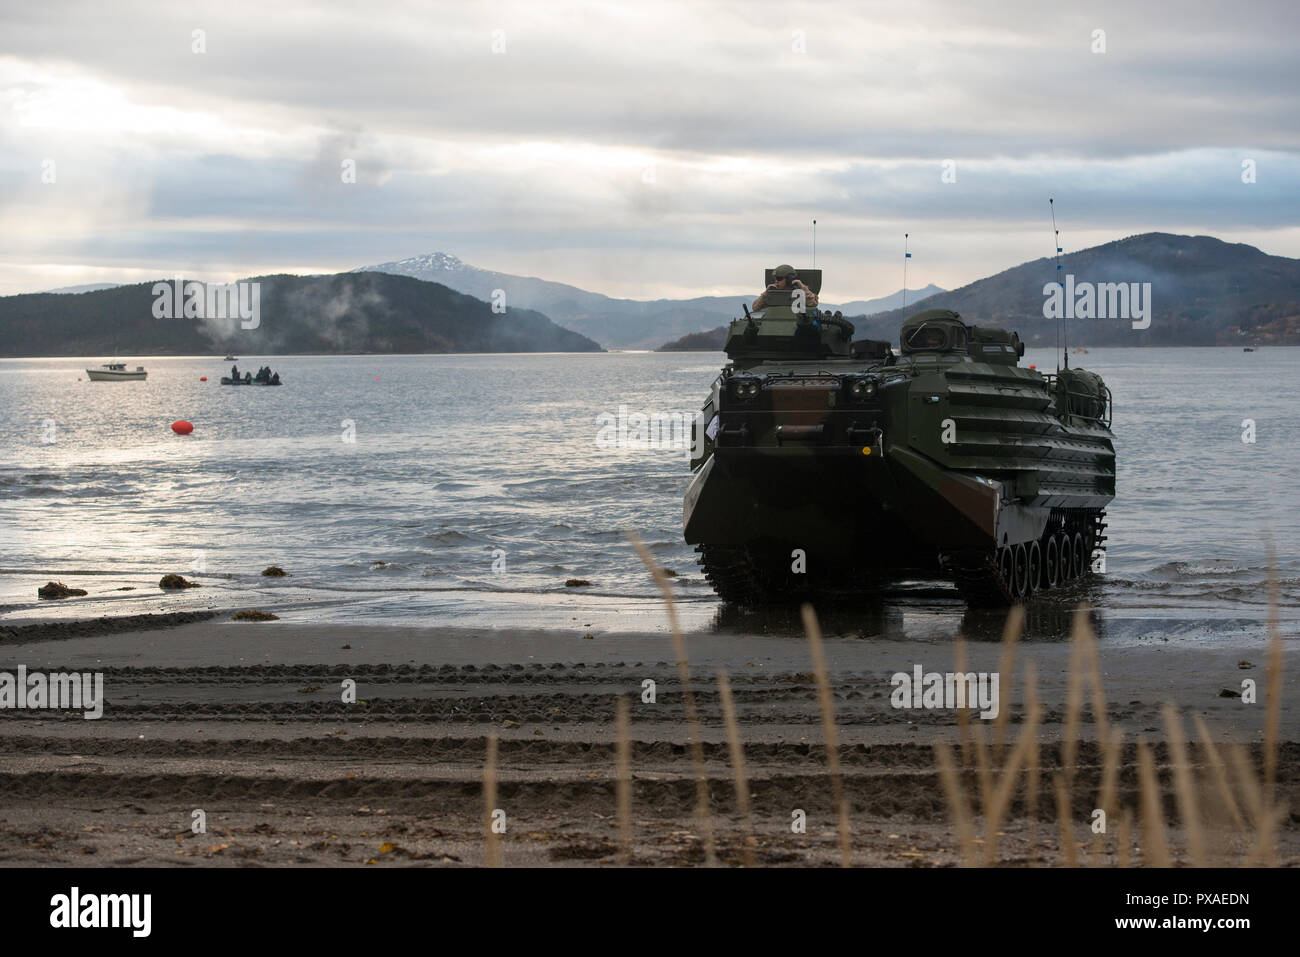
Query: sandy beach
xmin=1 ymin=610 xmax=1294 ymax=867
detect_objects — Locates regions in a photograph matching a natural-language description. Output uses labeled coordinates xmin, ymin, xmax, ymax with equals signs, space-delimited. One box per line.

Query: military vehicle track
xmin=944 ymin=509 xmax=1107 ymax=606
xmin=699 ymin=511 xmax=1107 ymax=607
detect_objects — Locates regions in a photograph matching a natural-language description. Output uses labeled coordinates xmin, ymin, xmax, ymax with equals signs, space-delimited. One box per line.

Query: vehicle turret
xmin=724 ymin=268 xmax=860 ymax=365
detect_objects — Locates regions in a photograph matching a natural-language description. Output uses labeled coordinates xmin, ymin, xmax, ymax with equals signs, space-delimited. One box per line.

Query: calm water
xmin=1 ymin=348 xmax=1297 ymax=640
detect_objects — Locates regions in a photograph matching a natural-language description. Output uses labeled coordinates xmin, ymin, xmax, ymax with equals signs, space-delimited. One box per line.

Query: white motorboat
xmin=86 ymin=361 xmax=147 ymax=381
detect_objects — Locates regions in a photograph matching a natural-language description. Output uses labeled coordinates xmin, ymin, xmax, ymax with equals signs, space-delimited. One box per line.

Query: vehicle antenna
xmin=1051 ymin=198 xmax=1067 ymax=371
xmin=903 ymin=233 xmax=910 ymax=310
xmin=812 ymin=218 xmax=817 ymax=268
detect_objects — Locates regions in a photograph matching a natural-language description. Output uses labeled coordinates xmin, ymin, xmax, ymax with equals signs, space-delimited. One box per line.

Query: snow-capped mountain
xmin=354 ymin=253 xmax=938 ymax=350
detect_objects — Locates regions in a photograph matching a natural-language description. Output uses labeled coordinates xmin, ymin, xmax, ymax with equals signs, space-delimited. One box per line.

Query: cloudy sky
xmin=2 ymin=0 xmax=1297 ymax=300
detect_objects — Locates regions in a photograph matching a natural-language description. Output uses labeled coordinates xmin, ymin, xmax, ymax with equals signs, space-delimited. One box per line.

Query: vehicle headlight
xmin=849 ymin=377 xmax=877 ymax=398
xmin=731 ymin=378 xmax=761 ymax=398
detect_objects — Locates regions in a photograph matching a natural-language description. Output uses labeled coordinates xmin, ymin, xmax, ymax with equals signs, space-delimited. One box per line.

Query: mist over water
xmin=1 ymin=348 xmax=1297 ymax=640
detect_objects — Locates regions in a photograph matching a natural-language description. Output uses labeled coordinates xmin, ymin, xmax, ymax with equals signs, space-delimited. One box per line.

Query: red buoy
xmin=171 ymin=420 xmax=194 ymax=435
xmin=199 ymin=376 xmax=208 ymax=381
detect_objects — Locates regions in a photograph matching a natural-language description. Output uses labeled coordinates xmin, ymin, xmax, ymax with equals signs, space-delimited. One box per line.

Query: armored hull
xmin=684 ymin=278 xmax=1115 ymax=606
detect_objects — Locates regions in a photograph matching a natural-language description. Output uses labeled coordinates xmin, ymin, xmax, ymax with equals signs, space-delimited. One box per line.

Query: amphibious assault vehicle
xmin=683 ymin=268 xmax=1115 ymax=605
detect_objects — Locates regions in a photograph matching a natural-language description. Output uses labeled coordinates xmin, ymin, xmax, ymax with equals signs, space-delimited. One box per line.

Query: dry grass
xmin=627 ymin=532 xmax=714 ymax=864
xmin=474 ymin=536 xmax=1290 ymax=869
xmin=984 ymin=672 xmax=1040 ymax=864
xmin=992 ymin=604 xmax=1024 ymax=758
xmin=716 ymin=670 xmax=756 ymax=866
xmin=1135 ymin=740 xmax=1171 ymax=866
xmin=1162 ymin=703 xmax=1206 ymax=866
xmin=483 ymin=733 xmax=501 ymax=868
xmin=934 ymin=740 xmax=976 ymax=866
xmin=801 ymin=604 xmax=853 ymax=867
xmin=933 ymin=588 xmax=1287 ymax=867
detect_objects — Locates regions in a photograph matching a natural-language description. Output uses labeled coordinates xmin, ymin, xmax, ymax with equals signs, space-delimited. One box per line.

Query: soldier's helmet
xmin=773 ymin=264 xmax=797 ymax=280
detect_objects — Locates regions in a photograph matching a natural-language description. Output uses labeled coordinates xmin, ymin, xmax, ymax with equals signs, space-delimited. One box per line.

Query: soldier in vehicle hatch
xmin=752 ymin=264 xmax=819 ymax=312
xmin=912 ymin=325 xmax=948 ymax=349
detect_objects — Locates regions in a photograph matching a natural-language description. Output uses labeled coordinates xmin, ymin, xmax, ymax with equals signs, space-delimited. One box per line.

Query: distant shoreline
xmin=0 ymin=343 xmax=1291 ymax=360
xmin=0 ymin=350 xmax=614 ymax=360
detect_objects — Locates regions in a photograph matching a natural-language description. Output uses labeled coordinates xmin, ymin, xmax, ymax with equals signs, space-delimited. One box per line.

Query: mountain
xmin=659 ymin=328 xmax=732 ymax=351
xmin=0 ymin=272 xmax=602 ymax=357
xmin=854 ymin=234 xmax=1300 ymax=347
xmin=836 ymin=284 xmax=946 ymax=316
xmin=658 ymin=235 xmax=1300 ymax=350
xmin=354 ymin=252 xmax=742 ymax=349
xmin=354 ymin=253 xmax=942 ymax=349
xmin=40 ymin=282 xmax=122 ymax=294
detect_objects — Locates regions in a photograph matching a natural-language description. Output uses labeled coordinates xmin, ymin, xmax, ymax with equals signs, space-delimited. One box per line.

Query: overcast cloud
xmin=2 ymin=0 xmax=1297 ymax=299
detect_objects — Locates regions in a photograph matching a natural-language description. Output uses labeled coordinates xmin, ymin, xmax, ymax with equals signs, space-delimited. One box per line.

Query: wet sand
xmin=0 ymin=615 xmax=1295 ymax=866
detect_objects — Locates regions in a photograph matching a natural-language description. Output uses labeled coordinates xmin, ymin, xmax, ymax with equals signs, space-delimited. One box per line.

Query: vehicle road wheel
xmin=1058 ymin=534 xmax=1074 ymax=581
xmin=997 ymin=545 xmax=1014 ymax=593
xmin=1012 ymin=543 xmax=1029 ymax=599
xmin=1044 ymin=536 xmax=1059 ymax=588
xmin=1072 ymin=532 xmax=1087 ymax=578
xmin=1027 ymin=540 xmax=1042 ymax=595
